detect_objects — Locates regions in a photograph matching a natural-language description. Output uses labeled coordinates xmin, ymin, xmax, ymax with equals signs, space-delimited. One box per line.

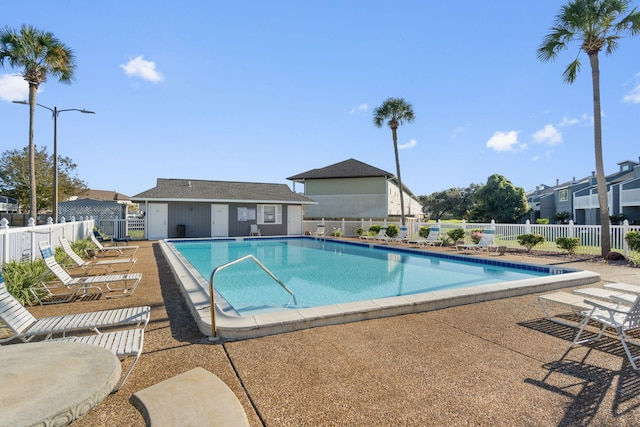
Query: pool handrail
xmin=208 ymin=254 xmax=296 ymax=339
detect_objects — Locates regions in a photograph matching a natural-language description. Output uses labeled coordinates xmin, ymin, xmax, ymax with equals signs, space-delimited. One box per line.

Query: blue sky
xmin=2 ymin=1 xmax=640 ymax=199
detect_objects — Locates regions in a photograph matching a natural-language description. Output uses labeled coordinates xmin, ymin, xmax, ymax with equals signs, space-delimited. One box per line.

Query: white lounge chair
xmin=538 ymin=287 xmax=635 ymax=327
xmin=250 ymin=224 xmax=261 ymax=236
xmin=604 ymin=282 xmax=640 ymax=294
xmin=411 ymin=227 xmax=443 ymax=247
xmin=59 ymin=237 xmax=136 ymax=275
xmin=391 ymin=227 xmax=410 ymax=244
xmin=0 ymin=275 xmax=146 ymax=392
xmin=35 ymin=241 xmax=142 ymax=304
xmin=571 ymin=292 xmax=640 ymax=370
xmin=57 ymin=327 xmax=145 ymax=392
xmin=0 ymin=276 xmax=150 ymax=343
xmin=373 ymin=228 xmax=390 ymax=242
xmin=456 ymin=229 xmax=496 ymax=252
xmin=313 ymin=224 xmax=325 ymax=238
xmin=90 ymin=232 xmax=139 ymax=257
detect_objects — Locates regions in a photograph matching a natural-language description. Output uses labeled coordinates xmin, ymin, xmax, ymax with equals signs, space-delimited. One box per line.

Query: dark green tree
xmin=0 ymin=24 xmax=76 ymax=218
xmin=471 ymin=174 xmax=529 ymax=223
xmin=419 ymin=184 xmax=480 ymax=220
xmin=0 ymin=146 xmax=87 ymax=213
xmin=373 ymin=97 xmax=415 ymax=226
xmin=538 ymin=0 xmax=640 ymax=256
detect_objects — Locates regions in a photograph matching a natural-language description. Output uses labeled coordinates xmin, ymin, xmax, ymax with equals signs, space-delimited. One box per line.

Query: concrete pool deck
xmin=23 ymin=240 xmax=640 ymax=426
xmin=159 ymin=237 xmax=601 ymax=340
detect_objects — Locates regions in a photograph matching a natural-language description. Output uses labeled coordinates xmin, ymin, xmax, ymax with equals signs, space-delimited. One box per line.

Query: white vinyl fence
xmin=304 ymin=218 xmax=640 ymax=256
xmin=0 ymin=217 xmax=95 ymax=264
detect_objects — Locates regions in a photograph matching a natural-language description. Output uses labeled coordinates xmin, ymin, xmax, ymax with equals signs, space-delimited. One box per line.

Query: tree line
xmin=418 ymin=174 xmax=529 ymax=223
xmin=0 ymin=146 xmax=86 ymax=213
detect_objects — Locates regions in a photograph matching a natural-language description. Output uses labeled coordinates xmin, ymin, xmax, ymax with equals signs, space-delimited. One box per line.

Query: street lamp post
xmin=13 ymin=101 xmax=95 ymax=223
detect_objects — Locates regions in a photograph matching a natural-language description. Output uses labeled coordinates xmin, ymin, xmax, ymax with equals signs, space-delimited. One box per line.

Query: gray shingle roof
xmin=132 ymin=179 xmax=315 ymax=203
xmin=287 ymin=158 xmax=394 ymax=181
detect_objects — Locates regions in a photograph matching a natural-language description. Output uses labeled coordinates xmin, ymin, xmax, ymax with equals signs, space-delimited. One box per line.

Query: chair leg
xmin=618 ymin=327 xmax=640 ymax=370
xmin=572 ymin=310 xmax=607 ymax=346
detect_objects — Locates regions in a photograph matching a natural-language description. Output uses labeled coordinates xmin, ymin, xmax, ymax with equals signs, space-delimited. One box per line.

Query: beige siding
xmin=306 ymin=177 xmax=387 ymax=195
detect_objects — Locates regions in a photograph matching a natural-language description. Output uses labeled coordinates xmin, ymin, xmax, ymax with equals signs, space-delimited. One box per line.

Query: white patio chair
xmin=35 ymin=241 xmax=142 ymax=304
xmin=90 ymin=232 xmax=139 ymax=257
xmin=413 ymin=227 xmax=443 ymax=247
xmin=0 ymin=275 xmax=150 ymax=343
xmin=250 ymin=224 xmax=261 ymax=236
xmin=456 ymin=229 xmax=496 ymax=252
xmin=59 ymin=236 xmax=136 ymax=275
xmin=571 ymin=293 xmax=640 ymax=370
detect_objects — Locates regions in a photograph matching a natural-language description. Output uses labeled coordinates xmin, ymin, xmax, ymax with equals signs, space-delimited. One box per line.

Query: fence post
xmin=341 ymin=218 xmax=345 ymax=234
xmin=490 ymin=219 xmax=496 ymax=230
xmin=623 ymin=219 xmax=629 ymax=256
xmin=568 ymin=220 xmax=575 ymax=238
xmin=525 ymin=219 xmax=531 ymax=234
xmin=0 ymin=218 xmax=8 ymax=264
xmin=28 ymin=217 xmax=36 ymax=261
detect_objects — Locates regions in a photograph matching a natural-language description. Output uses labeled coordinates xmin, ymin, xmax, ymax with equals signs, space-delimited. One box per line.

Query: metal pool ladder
xmin=208 ymin=254 xmax=296 ymax=340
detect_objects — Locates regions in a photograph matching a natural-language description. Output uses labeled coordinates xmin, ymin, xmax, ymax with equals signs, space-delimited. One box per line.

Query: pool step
xmin=130 ymin=367 xmax=249 ymax=426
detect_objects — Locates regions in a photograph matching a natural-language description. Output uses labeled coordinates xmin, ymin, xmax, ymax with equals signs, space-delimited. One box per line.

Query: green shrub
xmin=369 ymin=225 xmax=381 ymax=234
xmin=610 ymin=213 xmax=627 ymax=225
xmin=625 ymin=230 xmax=640 ymax=252
xmin=386 ymin=224 xmax=399 ymax=238
xmin=1 ymin=260 xmax=51 ymax=306
xmin=470 ymin=229 xmax=483 ymax=244
xmin=71 ymin=237 xmax=94 ymax=255
xmin=536 ymin=218 xmax=549 ymax=224
xmin=329 ymin=228 xmax=343 ymax=237
xmin=552 ymin=211 xmax=572 ymax=224
xmin=517 ymin=234 xmax=545 ymax=252
xmin=356 ymin=227 xmax=366 ymax=236
xmin=447 ymin=228 xmax=465 ymax=242
xmin=439 ymin=235 xmax=452 ymax=246
xmin=419 ymin=226 xmax=431 ymax=238
xmin=556 ymin=237 xmax=580 ymax=254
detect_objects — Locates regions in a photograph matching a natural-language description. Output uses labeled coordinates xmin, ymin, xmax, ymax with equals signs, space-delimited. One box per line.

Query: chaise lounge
xmin=34 ymin=241 xmax=142 ymax=304
xmin=456 ymin=229 xmax=496 ymax=252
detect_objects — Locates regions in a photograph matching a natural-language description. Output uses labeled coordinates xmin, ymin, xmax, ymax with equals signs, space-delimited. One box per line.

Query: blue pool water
xmin=170 ymin=237 xmax=558 ymax=316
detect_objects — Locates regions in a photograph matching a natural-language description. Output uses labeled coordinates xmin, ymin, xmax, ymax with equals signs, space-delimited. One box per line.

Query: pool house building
xmin=132 ymin=178 xmax=316 ymax=239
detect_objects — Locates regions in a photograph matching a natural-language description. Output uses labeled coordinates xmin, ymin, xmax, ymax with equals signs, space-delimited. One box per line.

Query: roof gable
xmin=287 ymin=159 xmax=393 ymax=181
xmin=132 ymin=178 xmax=315 ymax=204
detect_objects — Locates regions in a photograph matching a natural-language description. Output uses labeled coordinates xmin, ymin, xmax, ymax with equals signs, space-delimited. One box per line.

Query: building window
xmin=559 ymin=189 xmax=568 ymax=202
xmin=257 ymin=205 xmax=282 ymax=224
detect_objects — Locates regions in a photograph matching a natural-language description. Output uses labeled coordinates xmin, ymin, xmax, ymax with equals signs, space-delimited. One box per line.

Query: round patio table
xmin=0 ymin=340 xmax=121 ymax=426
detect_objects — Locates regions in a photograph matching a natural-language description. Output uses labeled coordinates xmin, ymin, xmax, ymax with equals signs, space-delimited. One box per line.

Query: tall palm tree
xmin=537 ymin=0 xmax=640 ymax=256
xmin=373 ymin=97 xmax=415 ymax=226
xmin=0 ymin=24 xmax=76 ymax=219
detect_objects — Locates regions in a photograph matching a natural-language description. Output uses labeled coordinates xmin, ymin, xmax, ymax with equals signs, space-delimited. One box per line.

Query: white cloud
xmin=450 ymin=126 xmax=465 ymax=139
xmin=349 ymin=103 xmax=368 ymax=114
xmin=532 ymin=124 xmax=562 ymax=145
xmin=0 ymin=74 xmax=28 ymax=102
xmin=120 ymin=56 xmax=164 ymax=83
xmin=486 ymin=130 xmax=521 ymax=152
xmin=398 ymin=138 xmax=417 ymax=149
xmin=557 ymin=116 xmax=579 ymax=127
xmin=624 ymin=84 xmax=640 ymax=103
xmin=581 ymin=112 xmax=594 ymax=124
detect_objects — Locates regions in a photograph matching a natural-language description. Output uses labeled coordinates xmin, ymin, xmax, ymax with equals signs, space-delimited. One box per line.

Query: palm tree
xmin=373 ymin=97 xmax=415 ymax=227
xmin=0 ymin=24 xmax=76 ymax=219
xmin=537 ymin=0 xmax=640 ymax=257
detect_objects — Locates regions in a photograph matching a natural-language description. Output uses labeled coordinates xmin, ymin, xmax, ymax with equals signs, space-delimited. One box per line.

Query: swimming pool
xmin=160 ymin=237 xmax=600 ymax=340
